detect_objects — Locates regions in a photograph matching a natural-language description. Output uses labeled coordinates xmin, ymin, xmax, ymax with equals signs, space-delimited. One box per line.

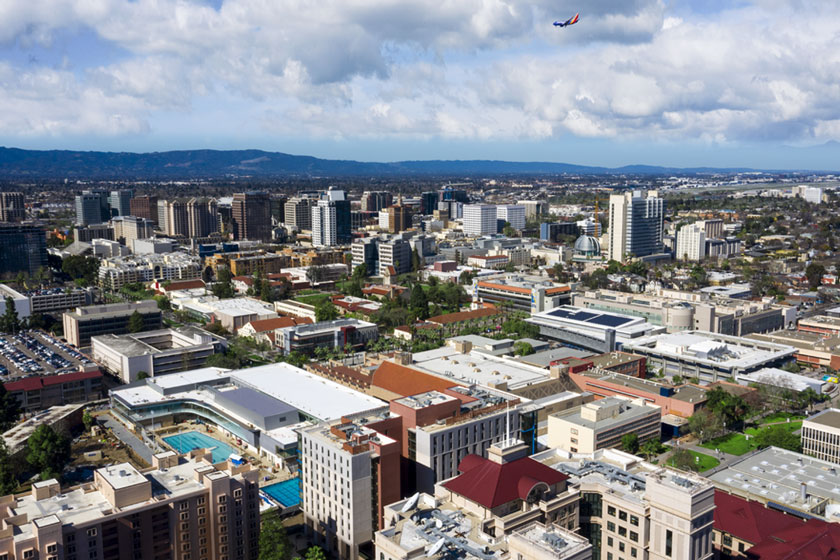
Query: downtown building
xmin=0 ymin=223 xmax=48 ymax=277
xmin=75 ymin=190 xmax=111 ymax=226
xmin=607 ymin=190 xmax=666 ymax=263
xmin=496 ymin=204 xmax=526 ymax=230
xmin=0 ymin=192 xmax=25 ymax=222
xmin=463 ymin=204 xmax=497 ymax=236
xmin=284 ymin=196 xmax=317 ymax=231
xmin=63 ymin=301 xmax=163 ymax=347
xmin=187 ymin=198 xmax=219 ymax=238
xmin=129 ymin=195 xmax=159 ymax=223
xmin=158 ymin=199 xmax=190 ymax=237
xmin=232 ymin=192 xmax=272 ymax=242
xmin=311 ymin=188 xmax=351 ymax=247
xmin=108 ymin=189 xmax=134 ymax=217
xmin=361 ymin=191 xmax=394 ymax=213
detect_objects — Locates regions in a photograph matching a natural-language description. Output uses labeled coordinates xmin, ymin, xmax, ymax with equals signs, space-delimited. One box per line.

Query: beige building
xmin=0 ymin=450 xmax=260 ymax=560
xmin=62 ymin=301 xmax=162 ymax=347
xmin=548 ymin=397 xmax=661 ymax=454
xmin=802 ymin=408 xmax=840 ymax=463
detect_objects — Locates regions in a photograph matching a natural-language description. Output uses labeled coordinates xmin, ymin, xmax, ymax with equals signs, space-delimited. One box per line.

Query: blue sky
xmin=0 ymin=0 xmax=838 ymax=169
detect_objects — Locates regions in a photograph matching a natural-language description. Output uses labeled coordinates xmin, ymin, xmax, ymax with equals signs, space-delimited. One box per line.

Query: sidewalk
xmin=100 ymin=413 xmax=154 ymax=465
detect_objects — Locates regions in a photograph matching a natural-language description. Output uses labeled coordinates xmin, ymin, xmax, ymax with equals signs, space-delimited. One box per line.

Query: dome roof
xmin=574 ymin=235 xmax=601 ymax=256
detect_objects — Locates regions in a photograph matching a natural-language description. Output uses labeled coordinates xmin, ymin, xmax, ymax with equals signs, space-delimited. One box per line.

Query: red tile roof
xmin=162 ymin=279 xmax=205 ymax=292
xmin=713 ymin=491 xmax=805 ymax=546
xmin=245 ymin=316 xmax=312 ymax=333
xmin=427 ymin=307 xmax=501 ymax=326
xmin=5 ymin=370 xmax=102 ymax=393
xmin=372 ymin=361 xmax=463 ymax=398
xmin=443 ymin=454 xmax=568 ymax=509
xmin=745 ymin=519 xmax=840 ymax=559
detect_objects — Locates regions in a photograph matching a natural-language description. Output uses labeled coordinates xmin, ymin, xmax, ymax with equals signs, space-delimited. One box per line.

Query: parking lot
xmin=0 ymin=330 xmax=92 ymax=378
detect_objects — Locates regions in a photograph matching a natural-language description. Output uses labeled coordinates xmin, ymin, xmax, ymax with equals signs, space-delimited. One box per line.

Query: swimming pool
xmin=163 ymin=431 xmax=237 ymax=464
xmin=261 ymin=478 xmax=301 ymax=508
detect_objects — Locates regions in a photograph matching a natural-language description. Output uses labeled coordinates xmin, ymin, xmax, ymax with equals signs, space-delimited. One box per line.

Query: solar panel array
xmin=546 ymin=307 xmax=634 ymax=328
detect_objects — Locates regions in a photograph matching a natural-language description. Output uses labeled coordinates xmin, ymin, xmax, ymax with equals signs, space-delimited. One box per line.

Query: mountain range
xmin=0 ymin=146 xmax=816 ymax=179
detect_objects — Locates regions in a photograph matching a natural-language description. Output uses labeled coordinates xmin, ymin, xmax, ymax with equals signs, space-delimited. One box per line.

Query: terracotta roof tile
xmin=372 ymin=361 xmax=463 ymax=398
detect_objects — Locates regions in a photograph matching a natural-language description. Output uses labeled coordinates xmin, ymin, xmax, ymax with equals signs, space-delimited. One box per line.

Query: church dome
xmin=574 ymin=235 xmax=601 ymax=256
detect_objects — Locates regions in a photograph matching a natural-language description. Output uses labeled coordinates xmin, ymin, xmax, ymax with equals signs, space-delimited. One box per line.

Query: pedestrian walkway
xmin=100 ymin=413 xmax=154 ymax=465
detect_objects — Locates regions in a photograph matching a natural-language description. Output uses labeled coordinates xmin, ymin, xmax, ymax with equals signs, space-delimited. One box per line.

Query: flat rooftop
xmin=411 ymin=346 xmax=550 ymax=390
xmin=515 ymin=347 xmax=594 ymax=369
xmin=97 ymin=462 xmax=147 ymax=490
xmin=800 ymin=315 xmax=840 ymax=328
xmin=624 ymin=331 xmax=795 ymax=369
xmin=92 ymin=326 xmax=222 ymax=357
xmin=552 ymin=397 xmax=659 ymax=431
xmin=394 ymin=391 xmax=458 ymax=410
xmin=582 ymin=371 xmax=707 ymax=403
xmin=804 ymin=408 xmax=840 ymax=429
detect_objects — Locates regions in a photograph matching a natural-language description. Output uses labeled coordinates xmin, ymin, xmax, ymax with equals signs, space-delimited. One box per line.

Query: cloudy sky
xmin=1 ymin=0 xmax=839 ymax=168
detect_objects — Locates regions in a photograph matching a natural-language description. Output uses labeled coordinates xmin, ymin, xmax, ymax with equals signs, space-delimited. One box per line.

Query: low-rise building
xmin=275 ymin=318 xmax=379 ymax=355
xmin=92 ymin=326 xmax=228 ymax=383
xmin=3 ymin=403 xmax=85 ymax=455
xmin=472 ymin=274 xmax=572 ymax=313
xmin=175 ymin=296 xmax=277 ymax=333
xmin=528 ymin=306 xmax=665 ymax=353
xmin=747 ymin=329 xmax=840 ymax=370
xmin=26 ymin=287 xmax=95 ymax=315
xmin=802 ymin=408 xmax=840 ymax=464
xmin=548 ymin=397 xmax=661 ymax=453
xmin=4 ymin=369 xmax=104 ymax=412
xmin=0 ymin=284 xmax=30 ymax=319
xmin=798 ymin=315 xmax=840 ymax=337
xmin=62 ymin=301 xmax=162 ymax=347
xmin=425 ymin=307 xmax=503 ymax=334
xmin=97 ymin=253 xmax=201 ymax=290
xmin=466 ymin=254 xmax=509 ymax=269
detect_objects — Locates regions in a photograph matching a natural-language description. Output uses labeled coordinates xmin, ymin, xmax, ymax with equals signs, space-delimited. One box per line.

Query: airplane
xmin=553 ymin=13 xmax=579 ymax=27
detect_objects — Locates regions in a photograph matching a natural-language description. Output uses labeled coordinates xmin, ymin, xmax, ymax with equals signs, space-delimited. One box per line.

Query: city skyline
xmin=1 ymin=0 xmax=839 ymax=169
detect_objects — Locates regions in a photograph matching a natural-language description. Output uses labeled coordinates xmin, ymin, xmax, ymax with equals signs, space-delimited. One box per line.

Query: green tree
xmin=204 ymin=352 xmax=243 ymax=369
xmin=212 ymin=267 xmax=235 ymax=299
xmin=61 ymin=255 xmax=99 ymax=286
xmin=315 ymin=299 xmax=339 ymax=322
xmin=621 ymin=433 xmax=640 ymax=455
xmin=0 ymin=440 xmax=17 ymax=495
xmin=136 ymin=371 xmax=149 ymax=380
xmin=154 ymin=295 xmax=171 ymax=311
xmin=409 ymin=285 xmax=429 ymax=320
xmin=640 ymin=439 xmax=664 ymax=461
xmin=754 ymin=425 xmax=801 ymax=452
xmin=806 ymin=263 xmax=827 ymax=289
xmin=705 ymin=386 xmax=748 ymax=427
xmin=669 ymin=448 xmax=698 ymax=472
xmin=127 ymin=310 xmax=145 ymax=333
xmin=258 ymin=511 xmax=295 ymax=560
xmin=26 ymin=425 xmax=70 ymax=480
xmin=1 ymin=296 xmax=20 ymax=335
xmin=411 ymin=248 xmax=422 ymax=273
xmin=513 ymin=341 xmax=534 ymax=356
xmin=305 ymin=546 xmax=327 ymax=560
xmin=687 ymin=409 xmax=723 ymax=443
xmin=204 ymin=322 xmax=230 ymax=337
xmin=0 ymin=383 xmax=20 ymax=432
xmin=82 ymin=409 xmax=94 ymax=431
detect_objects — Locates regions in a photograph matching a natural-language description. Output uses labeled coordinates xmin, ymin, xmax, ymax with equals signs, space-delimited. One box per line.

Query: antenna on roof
xmin=505 ymin=403 xmax=510 ymax=447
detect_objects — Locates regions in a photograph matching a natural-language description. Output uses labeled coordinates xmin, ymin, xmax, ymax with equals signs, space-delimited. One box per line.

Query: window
xmin=619 ymin=511 xmax=627 ymax=521
xmin=180 ymin=512 xmax=189 ymax=521
xmin=607 ymin=522 xmax=616 ymax=532
xmin=47 ymin=545 xmax=58 ymax=554
xmin=608 ymin=506 xmax=616 ymax=516
xmin=630 ymin=531 xmax=638 ymax=542
xmin=180 ymin=501 xmax=189 ymax=510
xmin=87 ymin=528 xmax=98 ymax=538
xmin=619 ymin=542 xmax=625 ymax=552
xmin=665 ymin=529 xmax=673 ymax=557
xmin=618 ymin=527 xmax=627 ymax=537
xmin=23 ymin=551 xmax=34 ymax=560
xmin=630 ymin=515 xmax=639 ymax=526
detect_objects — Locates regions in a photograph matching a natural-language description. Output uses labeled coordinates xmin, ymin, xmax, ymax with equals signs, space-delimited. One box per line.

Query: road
xmin=100 ymin=413 xmax=154 ymax=465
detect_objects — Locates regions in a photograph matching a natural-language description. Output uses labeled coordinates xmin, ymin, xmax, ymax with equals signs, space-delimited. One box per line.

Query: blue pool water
xmin=163 ymin=431 xmax=237 ymax=464
xmin=262 ymin=478 xmax=301 ymax=507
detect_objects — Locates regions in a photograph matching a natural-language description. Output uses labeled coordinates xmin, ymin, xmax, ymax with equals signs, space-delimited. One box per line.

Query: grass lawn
xmin=745 ymin=421 xmax=802 ymax=436
xmin=699 ymin=432 xmax=754 ymax=456
xmin=293 ymin=293 xmax=333 ymax=306
xmin=759 ymin=412 xmax=805 ymax=425
xmin=668 ymin=450 xmax=720 ymax=472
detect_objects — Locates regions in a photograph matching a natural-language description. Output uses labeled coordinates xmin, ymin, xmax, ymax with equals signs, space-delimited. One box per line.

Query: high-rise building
xmin=270 ymin=196 xmax=287 ymax=225
xmin=187 ymin=197 xmax=219 ymax=238
xmin=0 ymin=192 xmax=25 ymax=222
xmin=0 ymin=224 xmax=48 ymax=277
xmin=311 ymin=189 xmax=350 ymax=247
xmin=378 ymin=236 xmax=412 ymax=276
xmin=351 ymin=237 xmax=380 ymax=275
xmin=608 ymin=190 xmax=665 ymax=262
xmin=75 ymin=190 xmax=110 ymax=225
xmin=108 ymin=189 xmax=133 ymax=217
xmin=129 ymin=195 xmax=158 ymax=223
xmin=676 ymin=223 xmax=707 ymax=262
xmin=385 ymin=196 xmax=411 ymax=233
xmin=496 ymin=204 xmax=526 ymax=231
xmin=360 ymin=191 xmax=393 ymax=212
xmin=517 ymin=200 xmax=547 ymax=220
xmin=284 ymin=196 xmax=317 ymax=231
xmin=158 ymin=199 xmax=189 ymax=237
xmin=420 ymin=192 xmax=438 ymax=215
xmin=439 ymin=185 xmax=469 ymax=203
xmin=232 ymin=192 xmax=272 ymax=242
xmin=463 ymin=204 xmax=497 ymax=236
xmin=112 ymin=216 xmax=155 ymax=246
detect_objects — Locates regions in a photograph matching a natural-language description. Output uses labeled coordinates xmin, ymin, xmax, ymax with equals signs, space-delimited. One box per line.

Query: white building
xmin=793 ymin=185 xmax=825 ymax=204
xmin=608 ymin=190 xmax=665 ymax=262
xmin=97 ymin=253 xmax=201 ymax=290
xmin=463 ymin=205 xmax=497 ymax=236
xmin=312 ymin=199 xmax=338 ymax=247
xmin=676 ymin=223 xmax=706 ymax=261
xmin=802 ymin=408 xmax=840 ymax=463
xmin=496 ymin=204 xmax=526 ymax=230
xmin=0 ymin=284 xmax=31 ymax=319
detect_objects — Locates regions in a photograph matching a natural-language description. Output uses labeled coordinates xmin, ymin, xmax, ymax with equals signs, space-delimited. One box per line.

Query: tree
xmin=1 ymin=296 xmax=20 ymax=335
xmin=687 ymin=409 xmax=723 ymax=443
xmin=61 ymin=255 xmax=99 ymax=286
xmin=315 ymin=299 xmax=338 ymax=322
xmin=411 ymin=248 xmax=422 ymax=273
xmin=640 ymin=439 xmax=664 ymax=461
xmin=754 ymin=425 xmax=801 ymax=452
xmin=621 ymin=433 xmax=640 ymax=455
xmin=154 ymin=295 xmax=171 ymax=311
xmin=409 ymin=285 xmax=429 ymax=320
xmin=806 ymin=263 xmax=827 ymax=289
xmin=136 ymin=371 xmax=149 ymax=380
xmin=27 ymin=424 xmax=70 ymax=480
xmin=0 ymin=440 xmax=17 ymax=495
xmin=212 ymin=267 xmax=235 ymax=299
xmin=668 ymin=448 xmax=698 ymax=472
xmin=513 ymin=341 xmax=534 ymax=356
xmin=82 ymin=409 xmax=94 ymax=431
xmin=0 ymin=384 xmax=20 ymax=432
xmin=705 ymin=386 xmax=748 ymax=427
xmin=305 ymin=546 xmax=327 ymax=560
xmin=258 ymin=511 xmax=295 ymax=560
xmin=127 ymin=310 xmax=145 ymax=333
xmin=204 ymin=322 xmax=230 ymax=337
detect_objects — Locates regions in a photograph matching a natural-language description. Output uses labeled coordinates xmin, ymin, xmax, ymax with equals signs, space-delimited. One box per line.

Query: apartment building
xmin=496 ymin=204 xmax=526 ymax=230
xmin=801 ymin=408 xmax=840 ymax=464
xmin=0 ymin=451 xmax=260 ymax=560
xmin=63 ymin=301 xmax=163 ymax=347
xmin=608 ymin=190 xmax=665 ymax=262
xmin=97 ymin=254 xmax=202 ymax=290
xmin=548 ymin=397 xmax=661 ymax=453
xmin=232 ymin=192 xmax=272 ymax=242
xmin=112 ymin=216 xmax=155 ymax=246
xmin=676 ymin=223 xmax=706 ymax=261
xmin=284 ymin=196 xmax=317 ymax=230
xmin=187 ymin=198 xmax=219 ymax=238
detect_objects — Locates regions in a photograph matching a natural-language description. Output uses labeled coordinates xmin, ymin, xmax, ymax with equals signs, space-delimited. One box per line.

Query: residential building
xmin=108 ymin=189 xmax=133 ymax=217
xmin=535 ymin=447 xmax=716 ymax=560
xmin=187 ymin=197 xmax=219 ymax=238
xmin=385 ymin=197 xmax=411 ymax=233
xmin=232 ymin=192 xmax=272 ymax=241
xmin=157 ymin=199 xmax=189 ymax=237
xmin=697 ymin=219 xmax=724 ymax=239
xmin=311 ymin=189 xmax=351 ymax=247
xmin=112 ymin=215 xmax=155 ymax=246
xmin=0 ymin=223 xmax=48 ymax=277
xmin=793 ymin=185 xmax=825 ymax=204
xmin=284 ymin=196 xmax=317 ymax=230
xmin=73 ymin=223 xmax=114 ymax=242
xmin=676 ymin=223 xmax=706 ymax=261
xmin=607 ymin=190 xmax=665 ymax=262
xmin=0 ymin=453 xmax=260 ymax=560
xmin=622 ymin=331 xmax=796 ymax=382
xmin=75 ymin=190 xmax=110 ymax=225
xmin=361 ymin=191 xmax=394 ymax=212
xmin=471 ymin=274 xmax=572 ymax=313
xmin=97 ymin=253 xmax=201 ymax=290
xmin=547 ymin=396 xmax=661 ymax=453
xmin=275 ymin=318 xmax=378 ymax=355
xmin=463 ymin=204 xmax=497 ymax=236
xmin=62 ymin=301 xmax=163 ymax=347
xmin=92 ymin=326 xmax=228 ymax=383
xmin=4 ymin=369 xmax=104 ymax=412
xmin=801 ymin=408 xmax=840 ymax=464
xmin=129 ymin=194 xmax=158 ymax=223
xmin=229 ymin=253 xmax=289 ymax=276
xmin=0 ymin=192 xmax=25 ymax=222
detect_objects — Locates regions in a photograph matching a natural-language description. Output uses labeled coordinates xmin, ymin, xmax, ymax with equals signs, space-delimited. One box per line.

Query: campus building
xmin=275 ymin=318 xmax=379 ymax=355
xmin=4 ymin=369 xmax=104 ymax=412
xmin=471 ymin=274 xmax=572 ymax=313
xmin=527 ymin=306 xmax=665 ymax=353
xmin=97 ymin=253 xmax=202 ymax=290
xmin=62 ymin=301 xmax=163 ymax=347
xmin=463 ymin=205 xmax=497 ymax=236
xmin=547 ymin=397 xmax=661 ymax=454
xmin=801 ymin=408 xmax=840 ymax=464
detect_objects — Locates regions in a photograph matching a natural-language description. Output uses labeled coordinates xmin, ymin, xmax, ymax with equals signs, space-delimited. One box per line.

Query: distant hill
xmin=0 ymin=146 xmax=796 ymax=179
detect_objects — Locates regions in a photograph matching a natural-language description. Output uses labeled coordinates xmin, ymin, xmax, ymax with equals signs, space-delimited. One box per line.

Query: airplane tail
xmin=571 ymin=13 xmax=579 ymax=24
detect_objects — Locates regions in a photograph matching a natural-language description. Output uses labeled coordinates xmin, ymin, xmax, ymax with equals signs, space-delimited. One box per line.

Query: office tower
xmin=112 ymin=216 xmax=155 ymax=246
xmin=312 ymin=189 xmax=350 ymax=247
xmin=75 ymin=190 xmax=110 ymax=225
xmin=577 ymin=217 xmax=602 ymax=237
xmin=232 ymin=192 xmax=272 ymax=241
xmin=360 ymin=191 xmax=393 ymax=212
xmin=0 ymin=224 xmax=48 ymax=277
xmin=420 ymin=192 xmax=438 ymax=215
xmin=129 ymin=195 xmax=158 ymax=223
xmin=463 ymin=204 xmax=497 ymax=236
xmin=439 ymin=185 xmax=469 ymax=203
xmin=0 ymin=192 xmax=25 ymax=222
xmin=385 ymin=196 xmax=411 ymax=233
xmin=697 ymin=219 xmax=724 ymax=239
xmin=284 ymin=196 xmax=316 ymax=231
xmin=607 ymin=190 xmax=665 ymax=262
xmin=73 ymin=224 xmax=115 ymax=243
xmin=676 ymin=223 xmax=707 ymax=262
xmin=187 ymin=198 xmax=219 ymax=238
xmin=158 ymin=199 xmax=189 ymax=237
xmin=108 ymin=189 xmax=134 ymax=217
xmin=270 ymin=196 xmax=287 ymax=225
xmin=378 ymin=236 xmax=412 ymax=276
xmin=496 ymin=204 xmax=526 ymax=231
xmin=517 ymin=200 xmax=547 ymax=220
xmin=351 ymin=237 xmax=380 ymax=275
